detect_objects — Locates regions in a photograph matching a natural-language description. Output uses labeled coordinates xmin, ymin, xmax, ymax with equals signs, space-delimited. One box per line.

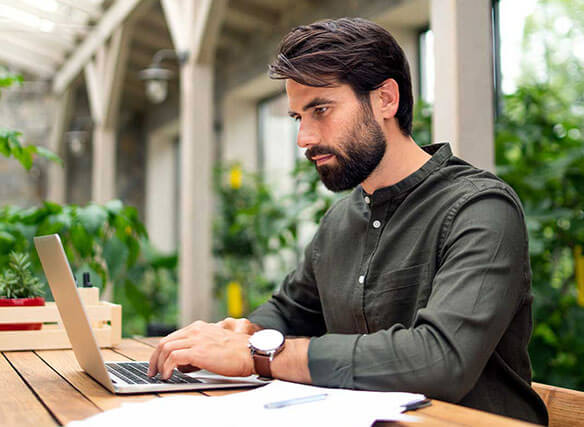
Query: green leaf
xmin=105 ymin=199 xmax=123 ymax=216
xmin=0 ymin=73 xmax=22 ymax=89
xmin=35 ymin=146 xmax=63 ymax=166
xmin=77 ymin=204 xmax=107 ymax=235
xmin=123 ymin=279 xmax=153 ymax=321
xmin=103 ymin=236 xmax=128 ymax=279
xmin=70 ymin=224 xmax=93 ymax=258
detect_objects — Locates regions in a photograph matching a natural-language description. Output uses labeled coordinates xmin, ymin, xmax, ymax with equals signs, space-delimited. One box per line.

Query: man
xmin=149 ymin=18 xmax=548 ymax=424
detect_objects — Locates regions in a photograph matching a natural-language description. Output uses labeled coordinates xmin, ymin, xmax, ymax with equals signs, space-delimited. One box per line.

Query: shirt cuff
xmin=308 ymin=333 xmax=361 ymax=389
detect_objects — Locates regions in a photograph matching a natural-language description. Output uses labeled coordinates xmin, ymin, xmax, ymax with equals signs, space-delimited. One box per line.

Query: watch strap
xmin=253 ymin=353 xmax=272 ymax=378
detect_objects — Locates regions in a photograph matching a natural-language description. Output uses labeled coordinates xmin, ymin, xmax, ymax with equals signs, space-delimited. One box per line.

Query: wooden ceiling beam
xmin=0 ymin=0 xmax=71 ymax=26
xmin=53 ymin=0 xmax=155 ymax=94
xmin=55 ymin=0 xmax=103 ymax=20
xmin=0 ymin=22 xmax=77 ymax=46
xmin=0 ymin=33 xmax=65 ymax=64
xmin=0 ymin=50 xmax=55 ymax=77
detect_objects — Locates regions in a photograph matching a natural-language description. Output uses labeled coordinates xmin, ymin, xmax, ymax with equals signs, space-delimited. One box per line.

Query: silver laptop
xmin=34 ymin=234 xmax=269 ymax=394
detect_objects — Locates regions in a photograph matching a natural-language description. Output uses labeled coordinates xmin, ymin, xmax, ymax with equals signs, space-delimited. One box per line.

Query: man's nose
xmin=296 ymin=122 xmax=319 ymax=149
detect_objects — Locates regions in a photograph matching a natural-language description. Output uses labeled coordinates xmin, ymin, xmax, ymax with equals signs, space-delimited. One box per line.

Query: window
xmin=257 ymin=93 xmax=301 ymax=198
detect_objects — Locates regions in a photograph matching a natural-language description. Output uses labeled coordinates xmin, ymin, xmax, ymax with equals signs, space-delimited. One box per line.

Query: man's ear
xmin=376 ymin=78 xmax=400 ymax=119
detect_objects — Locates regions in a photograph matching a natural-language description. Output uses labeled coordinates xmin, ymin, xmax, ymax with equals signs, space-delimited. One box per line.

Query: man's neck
xmin=361 ymin=133 xmax=431 ymax=195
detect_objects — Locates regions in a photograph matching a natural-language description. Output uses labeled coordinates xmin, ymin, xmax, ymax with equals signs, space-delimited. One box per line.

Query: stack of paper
xmin=69 ymin=380 xmax=425 ymax=426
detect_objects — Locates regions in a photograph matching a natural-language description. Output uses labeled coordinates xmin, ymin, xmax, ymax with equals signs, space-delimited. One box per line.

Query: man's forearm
xmin=269 ymin=337 xmax=312 ymax=384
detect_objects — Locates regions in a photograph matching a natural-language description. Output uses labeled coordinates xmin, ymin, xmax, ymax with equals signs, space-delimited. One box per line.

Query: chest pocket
xmin=365 ymin=263 xmax=431 ymax=331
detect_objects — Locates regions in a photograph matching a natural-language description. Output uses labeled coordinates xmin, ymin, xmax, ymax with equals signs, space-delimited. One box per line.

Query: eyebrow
xmin=288 ymin=97 xmax=336 ymax=117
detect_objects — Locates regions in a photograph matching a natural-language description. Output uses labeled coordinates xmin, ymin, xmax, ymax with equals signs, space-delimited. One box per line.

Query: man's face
xmin=286 ymin=80 xmax=386 ymax=192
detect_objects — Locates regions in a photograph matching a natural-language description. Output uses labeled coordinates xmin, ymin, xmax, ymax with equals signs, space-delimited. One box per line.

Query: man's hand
xmin=147 ymin=320 xmax=254 ymax=380
xmin=215 ymin=317 xmax=263 ymax=334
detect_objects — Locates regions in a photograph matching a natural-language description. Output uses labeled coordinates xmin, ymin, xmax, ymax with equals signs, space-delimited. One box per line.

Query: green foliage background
xmin=494 ymin=0 xmax=584 ymax=390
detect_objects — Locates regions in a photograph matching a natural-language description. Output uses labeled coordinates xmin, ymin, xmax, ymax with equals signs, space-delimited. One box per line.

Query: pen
xmin=401 ymin=398 xmax=432 ymax=412
xmin=264 ymin=393 xmax=328 ymax=409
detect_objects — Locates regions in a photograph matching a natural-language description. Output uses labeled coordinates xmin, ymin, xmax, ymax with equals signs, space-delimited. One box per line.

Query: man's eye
xmin=314 ymin=107 xmax=328 ymax=115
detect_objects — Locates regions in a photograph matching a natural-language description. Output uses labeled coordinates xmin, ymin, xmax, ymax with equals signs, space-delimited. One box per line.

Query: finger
xmin=216 ymin=317 xmax=235 ymax=330
xmin=156 ymin=338 xmax=193 ymax=378
xmin=161 ymin=349 xmax=194 ymax=380
xmin=177 ymin=364 xmax=200 ymax=374
xmin=233 ymin=319 xmax=251 ymax=334
xmin=148 ymin=336 xmax=183 ymax=376
xmin=149 ymin=322 xmax=207 ymax=376
xmin=148 ymin=345 xmax=163 ymax=376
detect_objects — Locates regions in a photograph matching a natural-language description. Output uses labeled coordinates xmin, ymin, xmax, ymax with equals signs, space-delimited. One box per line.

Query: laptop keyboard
xmin=105 ymin=362 xmax=202 ymax=385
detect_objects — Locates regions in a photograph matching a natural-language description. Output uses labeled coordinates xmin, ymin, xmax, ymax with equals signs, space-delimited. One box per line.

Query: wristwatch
xmin=248 ymin=329 xmax=285 ymax=378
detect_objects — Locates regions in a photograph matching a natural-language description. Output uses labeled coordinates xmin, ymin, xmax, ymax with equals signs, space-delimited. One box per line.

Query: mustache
xmin=305 ymin=146 xmax=343 ymax=162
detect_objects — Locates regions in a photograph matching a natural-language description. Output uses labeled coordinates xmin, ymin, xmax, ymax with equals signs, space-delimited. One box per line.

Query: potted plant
xmin=0 ymin=251 xmax=45 ymax=331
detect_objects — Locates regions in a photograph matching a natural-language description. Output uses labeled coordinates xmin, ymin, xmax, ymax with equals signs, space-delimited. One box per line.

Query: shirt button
xmin=358 ymin=275 xmax=365 ymax=284
xmin=373 ymin=220 xmax=381 ymax=229
xmin=364 ymin=196 xmax=370 ymax=204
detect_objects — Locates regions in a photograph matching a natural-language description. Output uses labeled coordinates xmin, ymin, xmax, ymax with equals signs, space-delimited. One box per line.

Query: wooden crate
xmin=0 ymin=287 xmax=121 ymax=351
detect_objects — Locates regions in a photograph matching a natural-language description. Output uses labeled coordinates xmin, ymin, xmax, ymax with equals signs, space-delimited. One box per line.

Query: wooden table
xmin=0 ymin=337 xmax=537 ymax=426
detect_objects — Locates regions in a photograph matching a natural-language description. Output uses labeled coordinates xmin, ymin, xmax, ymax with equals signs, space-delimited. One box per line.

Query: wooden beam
xmin=0 ymin=23 xmax=76 ymax=48
xmin=84 ymin=24 xmax=133 ymax=210
xmin=55 ymin=0 xmax=103 ymax=20
xmin=0 ymin=0 xmax=73 ymax=27
xmin=52 ymin=0 xmax=149 ymax=94
xmin=162 ymin=0 xmax=226 ymax=64
xmin=192 ymin=0 xmax=227 ymax=64
xmin=160 ymin=0 xmax=227 ymax=324
xmin=161 ymin=0 xmax=188 ymax=52
xmin=0 ymin=34 xmax=65 ymax=64
xmin=179 ymin=62 xmax=214 ymax=324
xmin=0 ymin=49 xmax=54 ymax=77
xmin=84 ymin=61 xmax=103 ymax=123
xmin=103 ymin=27 xmax=127 ymax=128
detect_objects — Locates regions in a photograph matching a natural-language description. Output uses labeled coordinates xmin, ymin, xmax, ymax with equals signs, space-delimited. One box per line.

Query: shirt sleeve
xmin=308 ymin=192 xmax=530 ymax=402
xmin=248 ymin=238 xmax=327 ymax=337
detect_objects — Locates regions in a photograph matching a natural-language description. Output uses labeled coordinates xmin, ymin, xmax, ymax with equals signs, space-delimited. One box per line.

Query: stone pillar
xmin=431 ymin=0 xmax=495 ymax=172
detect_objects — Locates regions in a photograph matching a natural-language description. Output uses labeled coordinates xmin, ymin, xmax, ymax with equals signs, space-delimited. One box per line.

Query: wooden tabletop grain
xmin=0 ymin=337 xmax=537 ymax=426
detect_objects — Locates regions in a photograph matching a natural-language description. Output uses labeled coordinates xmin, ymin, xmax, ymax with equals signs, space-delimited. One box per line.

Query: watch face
xmin=249 ymin=329 xmax=284 ymax=352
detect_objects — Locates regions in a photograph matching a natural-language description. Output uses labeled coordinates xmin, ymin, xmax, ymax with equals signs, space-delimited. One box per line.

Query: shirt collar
xmin=359 ymin=142 xmax=453 ymax=206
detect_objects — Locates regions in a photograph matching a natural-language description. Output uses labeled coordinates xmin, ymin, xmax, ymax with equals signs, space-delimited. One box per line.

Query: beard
xmin=305 ymin=104 xmax=387 ymax=192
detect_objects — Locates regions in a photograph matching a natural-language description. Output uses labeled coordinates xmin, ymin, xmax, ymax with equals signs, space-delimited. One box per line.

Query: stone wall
xmin=0 ymin=81 xmax=54 ymax=207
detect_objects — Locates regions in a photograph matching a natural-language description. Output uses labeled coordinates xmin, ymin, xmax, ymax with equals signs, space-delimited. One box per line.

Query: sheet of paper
xmin=68 ymin=380 xmax=424 ymax=426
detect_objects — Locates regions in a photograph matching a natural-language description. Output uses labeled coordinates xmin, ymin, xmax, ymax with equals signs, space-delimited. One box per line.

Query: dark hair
xmin=269 ymin=17 xmax=414 ymax=135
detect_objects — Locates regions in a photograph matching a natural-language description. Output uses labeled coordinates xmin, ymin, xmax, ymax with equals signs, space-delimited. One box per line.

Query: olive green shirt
xmin=249 ymin=143 xmax=548 ymax=425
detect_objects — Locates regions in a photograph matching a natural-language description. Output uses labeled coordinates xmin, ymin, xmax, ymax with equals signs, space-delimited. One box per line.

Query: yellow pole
xmin=226 ymin=281 xmax=244 ymax=317
xmin=574 ymin=245 xmax=584 ymax=307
